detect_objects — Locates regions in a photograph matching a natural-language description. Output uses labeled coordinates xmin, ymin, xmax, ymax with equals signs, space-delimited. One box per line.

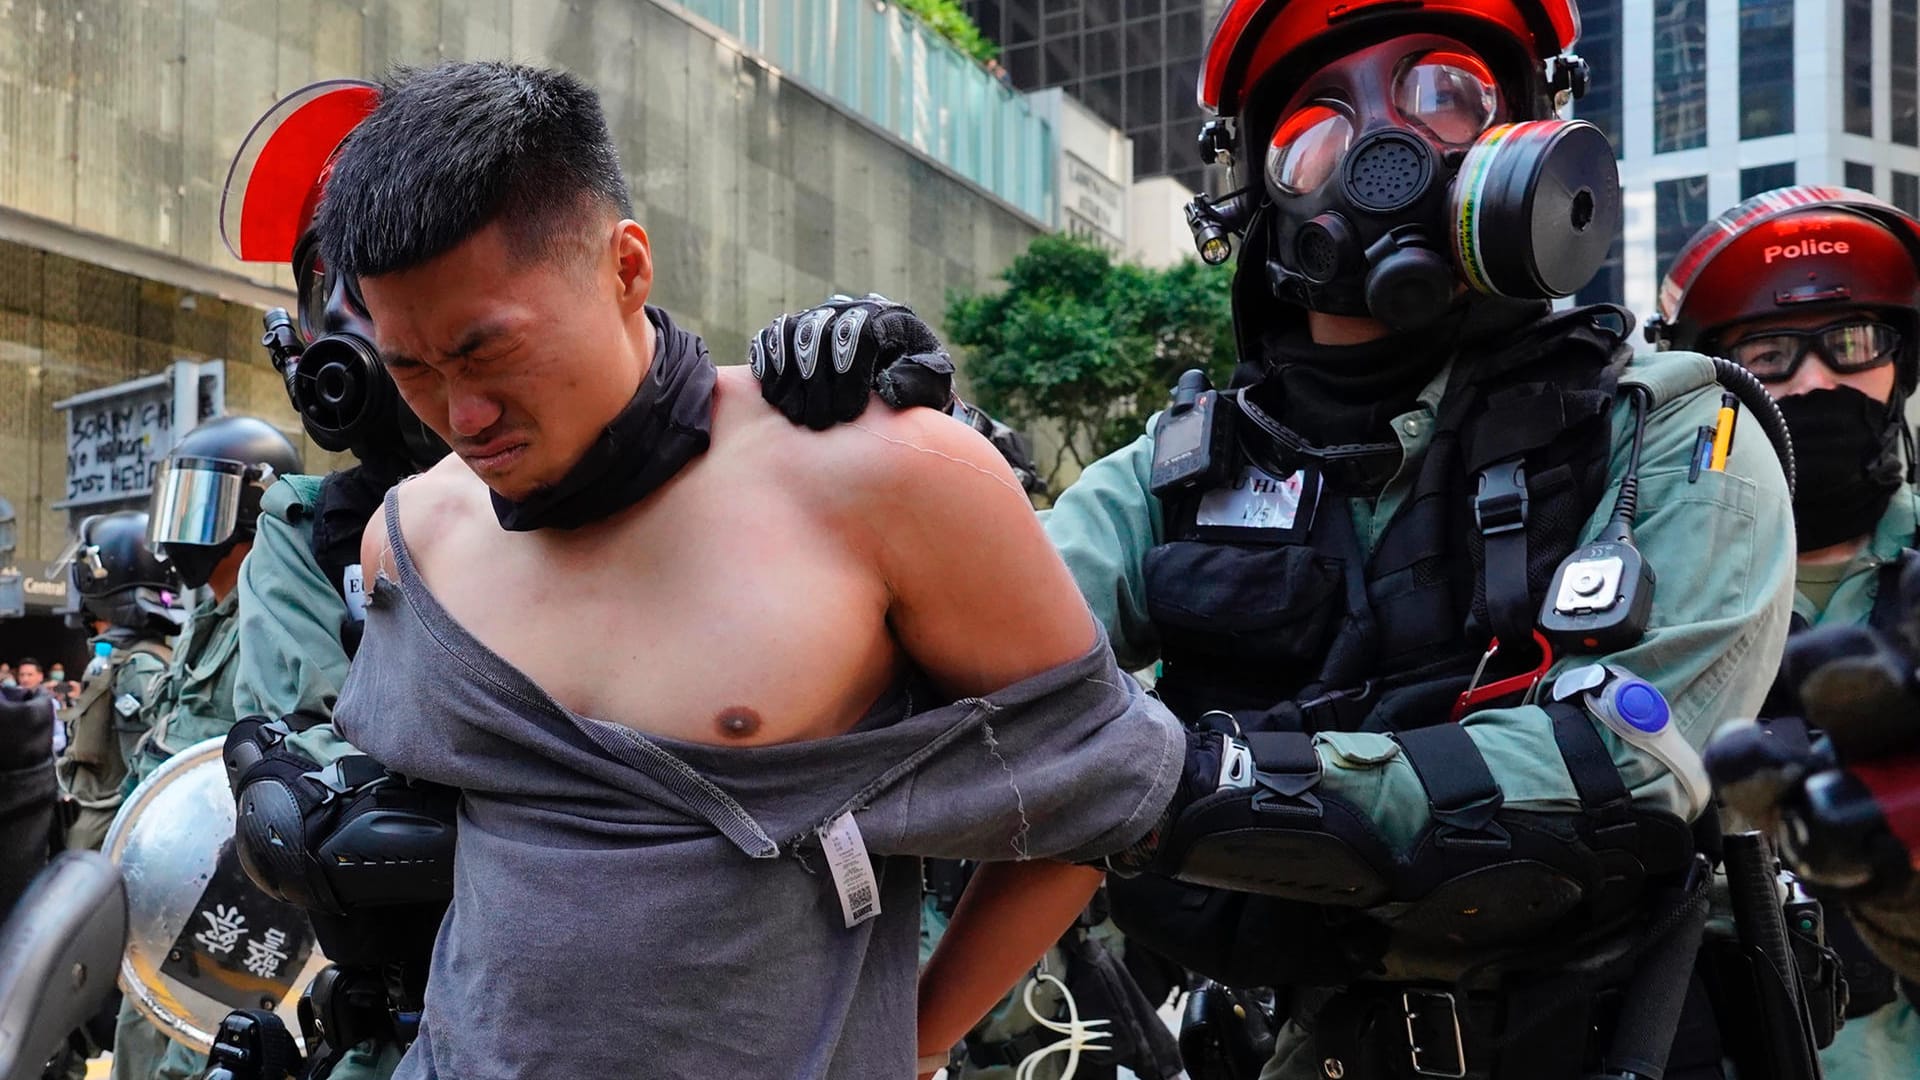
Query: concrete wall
xmin=0 ymin=0 xmax=1045 ymax=570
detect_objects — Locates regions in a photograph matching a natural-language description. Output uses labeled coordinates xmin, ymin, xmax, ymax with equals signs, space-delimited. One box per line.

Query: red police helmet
xmin=1653 ymin=186 xmax=1920 ymax=352
xmin=1200 ymin=0 xmax=1582 ymax=119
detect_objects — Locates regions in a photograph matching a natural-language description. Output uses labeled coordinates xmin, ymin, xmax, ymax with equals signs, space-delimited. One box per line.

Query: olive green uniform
xmin=229 ymin=475 xmax=400 ymax=1080
xmin=56 ymin=638 xmax=168 ymax=852
xmin=1034 ymin=350 xmax=1797 ymax=1078
xmin=111 ymin=589 xmax=243 ymax=1080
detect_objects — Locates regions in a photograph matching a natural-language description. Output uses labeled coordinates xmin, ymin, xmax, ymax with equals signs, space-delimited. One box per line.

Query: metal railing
xmin=670 ymin=0 xmax=1054 ymax=222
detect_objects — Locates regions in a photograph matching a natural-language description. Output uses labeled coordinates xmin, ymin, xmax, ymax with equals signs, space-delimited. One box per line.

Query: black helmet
xmin=63 ymin=511 xmax=184 ymax=633
xmin=148 ymin=416 xmax=303 ymax=589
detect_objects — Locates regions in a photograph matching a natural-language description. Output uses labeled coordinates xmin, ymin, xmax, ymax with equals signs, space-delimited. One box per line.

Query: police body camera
xmin=1150 ymin=369 xmax=1234 ymax=497
xmin=1540 ymin=538 xmax=1654 ymax=653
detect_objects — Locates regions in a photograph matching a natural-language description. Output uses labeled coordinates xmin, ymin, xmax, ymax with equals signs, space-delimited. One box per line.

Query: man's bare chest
xmin=408 ymin=491 xmax=899 ymax=747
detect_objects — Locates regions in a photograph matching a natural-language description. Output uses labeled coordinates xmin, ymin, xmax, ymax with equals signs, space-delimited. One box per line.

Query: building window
xmin=1740 ymin=162 xmax=1796 ymax=200
xmin=1897 ymin=0 xmax=1919 ymax=146
xmin=968 ymin=0 xmax=1215 ymax=186
xmin=1846 ymin=0 xmax=1874 ymax=136
xmin=1846 ymin=161 xmax=1876 ymax=193
xmin=1896 ymin=171 xmax=1920 ymax=216
xmin=1654 ymin=0 xmax=1709 ymax=153
xmin=1739 ymin=0 xmax=1793 ymax=138
xmin=1575 ymin=216 xmax=1626 ymax=307
xmin=1577 ymin=0 xmax=1624 ymax=157
xmin=1656 ymin=176 xmax=1711 ymax=285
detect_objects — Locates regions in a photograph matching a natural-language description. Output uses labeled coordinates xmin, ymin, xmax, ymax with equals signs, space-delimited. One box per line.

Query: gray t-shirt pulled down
xmin=335 ymin=491 xmax=1183 ymax=1079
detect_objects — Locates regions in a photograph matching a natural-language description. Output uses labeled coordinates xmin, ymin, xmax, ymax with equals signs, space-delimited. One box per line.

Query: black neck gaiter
xmin=491 ymin=307 xmax=717 ymax=532
xmin=1776 ymin=387 xmax=1906 ymax=552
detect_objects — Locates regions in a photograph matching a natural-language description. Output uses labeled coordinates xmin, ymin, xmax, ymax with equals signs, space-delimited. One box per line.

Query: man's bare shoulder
xmin=363 ymin=456 xmax=488 ymax=575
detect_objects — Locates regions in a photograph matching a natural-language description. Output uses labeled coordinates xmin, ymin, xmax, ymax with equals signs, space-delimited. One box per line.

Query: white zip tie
xmin=1015 ymin=969 xmax=1111 ymax=1080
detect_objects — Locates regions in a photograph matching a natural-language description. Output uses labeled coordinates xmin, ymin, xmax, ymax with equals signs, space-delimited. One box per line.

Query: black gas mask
xmin=264 ymin=234 xmax=447 ymax=474
xmin=1258 ymin=35 xmax=1618 ymax=332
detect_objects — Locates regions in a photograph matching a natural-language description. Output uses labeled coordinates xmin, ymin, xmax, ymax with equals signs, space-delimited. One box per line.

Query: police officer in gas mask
xmin=1672 ymin=187 xmax=1920 ymax=1079
xmin=55 ymin=510 xmax=183 ymax=853
xmin=754 ymin=2 xmax=1806 ymax=1076
xmin=186 ymin=81 xmax=455 ymax=1080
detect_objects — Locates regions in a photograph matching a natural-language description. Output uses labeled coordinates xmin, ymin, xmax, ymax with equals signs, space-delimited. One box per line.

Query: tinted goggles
xmin=1725 ymin=320 xmax=1903 ymax=383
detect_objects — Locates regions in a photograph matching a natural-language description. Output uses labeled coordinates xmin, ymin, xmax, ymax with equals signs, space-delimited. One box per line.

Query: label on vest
xmin=1196 ymin=465 xmax=1312 ymax=531
xmin=820 ymin=811 xmax=881 ymax=929
xmin=114 ymin=693 xmax=139 ymax=718
xmin=342 ymin=564 xmax=367 ymax=623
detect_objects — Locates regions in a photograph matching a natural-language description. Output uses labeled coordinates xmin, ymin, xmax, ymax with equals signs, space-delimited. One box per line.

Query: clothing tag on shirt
xmin=1196 ymin=465 xmax=1310 ymax=530
xmin=342 ymin=564 xmax=367 ymax=623
xmin=820 ymin=811 xmax=881 ymax=929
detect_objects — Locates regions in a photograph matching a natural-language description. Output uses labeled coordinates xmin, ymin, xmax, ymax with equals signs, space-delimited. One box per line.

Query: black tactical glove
xmin=751 ymin=293 xmax=955 ymax=430
xmin=1707 ymin=612 xmax=1920 ymax=898
xmin=224 ymin=717 xmax=456 ymax=915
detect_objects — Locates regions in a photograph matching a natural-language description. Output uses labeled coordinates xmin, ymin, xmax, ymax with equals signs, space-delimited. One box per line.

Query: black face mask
xmin=1776 ymin=387 xmax=1906 ymax=552
xmin=491 ymin=307 xmax=716 ymax=532
xmin=161 ymin=542 xmax=232 ymax=592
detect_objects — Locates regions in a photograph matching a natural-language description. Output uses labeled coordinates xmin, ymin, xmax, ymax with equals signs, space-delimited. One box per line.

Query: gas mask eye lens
xmin=1394 ymin=52 xmax=1499 ymax=146
xmin=1265 ymin=104 xmax=1353 ymax=197
xmin=294 ymin=245 xmax=329 ymax=344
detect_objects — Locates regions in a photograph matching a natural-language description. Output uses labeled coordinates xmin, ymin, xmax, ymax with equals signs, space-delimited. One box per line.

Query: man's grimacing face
xmin=357 ymin=217 xmax=655 ymax=501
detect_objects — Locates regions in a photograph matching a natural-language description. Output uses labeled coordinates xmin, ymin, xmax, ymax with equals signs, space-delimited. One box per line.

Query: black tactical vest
xmin=307 ymin=462 xmax=404 ymax=660
xmin=1144 ymin=306 xmax=1632 ymax=738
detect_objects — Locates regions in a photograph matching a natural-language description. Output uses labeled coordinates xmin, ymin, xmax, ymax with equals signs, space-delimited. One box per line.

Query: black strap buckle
xmin=1473 ymin=460 xmax=1529 ymax=536
xmin=1402 ymin=989 xmax=1467 ymax=1079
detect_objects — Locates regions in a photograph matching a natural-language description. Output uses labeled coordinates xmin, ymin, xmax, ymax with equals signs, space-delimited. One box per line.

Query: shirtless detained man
xmin=307 ymin=62 xmax=1182 ymax=1078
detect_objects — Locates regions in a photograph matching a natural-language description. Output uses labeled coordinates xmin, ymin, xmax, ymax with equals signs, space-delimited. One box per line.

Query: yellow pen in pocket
xmin=1709 ymin=392 xmax=1738 ymax=472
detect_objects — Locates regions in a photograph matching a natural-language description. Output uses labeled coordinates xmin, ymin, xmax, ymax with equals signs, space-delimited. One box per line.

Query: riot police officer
xmin=56 ymin=510 xmax=183 ymax=853
xmin=756 ymin=2 xmax=1802 ymax=1076
xmin=193 ymin=80 xmax=454 ymax=1080
xmin=110 ymin=414 xmax=302 ymax=1080
xmin=1668 ymin=187 xmax=1920 ymax=1078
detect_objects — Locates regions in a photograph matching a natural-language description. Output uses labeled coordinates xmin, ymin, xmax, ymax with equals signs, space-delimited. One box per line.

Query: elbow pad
xmin=1141 ymin=724 xmax=1695 ymax=949
xmin=225 ymin=717 xmax=456 ymax=915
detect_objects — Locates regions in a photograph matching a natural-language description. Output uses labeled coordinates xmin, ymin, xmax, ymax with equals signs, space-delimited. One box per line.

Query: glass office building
xmin=965 ymin=0 xmax=1222 ymax=190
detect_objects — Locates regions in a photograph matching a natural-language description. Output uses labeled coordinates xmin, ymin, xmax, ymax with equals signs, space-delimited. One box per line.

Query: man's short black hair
xmin=15 ymin=658 xmax=39 ymax=672
xmin=316 ymin=61 xmax=634 ymax=279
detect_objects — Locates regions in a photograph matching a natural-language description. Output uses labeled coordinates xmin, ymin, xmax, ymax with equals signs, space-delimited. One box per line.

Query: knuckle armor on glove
xmin=752 ymin=293 xmax=954 ymax=429
xmin=226 ymin=717 xmax=457 ymax=915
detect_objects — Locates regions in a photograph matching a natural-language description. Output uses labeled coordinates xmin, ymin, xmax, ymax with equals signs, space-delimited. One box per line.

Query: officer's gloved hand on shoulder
xmin=752 ymin=295 xmax=1046 ymax=495
xmin=1706 ymin=569 xmax=1920 ymax=901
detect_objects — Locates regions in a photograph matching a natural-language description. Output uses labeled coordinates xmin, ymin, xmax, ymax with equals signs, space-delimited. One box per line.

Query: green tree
xmin=946 ymin=234 xmax=1236 ymax=491
xmin=894 ymin=0 xmax=1000 ymax=64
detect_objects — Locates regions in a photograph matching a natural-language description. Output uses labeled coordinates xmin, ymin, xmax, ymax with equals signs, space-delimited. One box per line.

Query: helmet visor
xmin=147 ymin=458 xmax=248 ymax=550
xmin=1727 ymin=320 xmax=1904 ymax=382
xmin=1394 ymin=51 xmax=1500 ymax=146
